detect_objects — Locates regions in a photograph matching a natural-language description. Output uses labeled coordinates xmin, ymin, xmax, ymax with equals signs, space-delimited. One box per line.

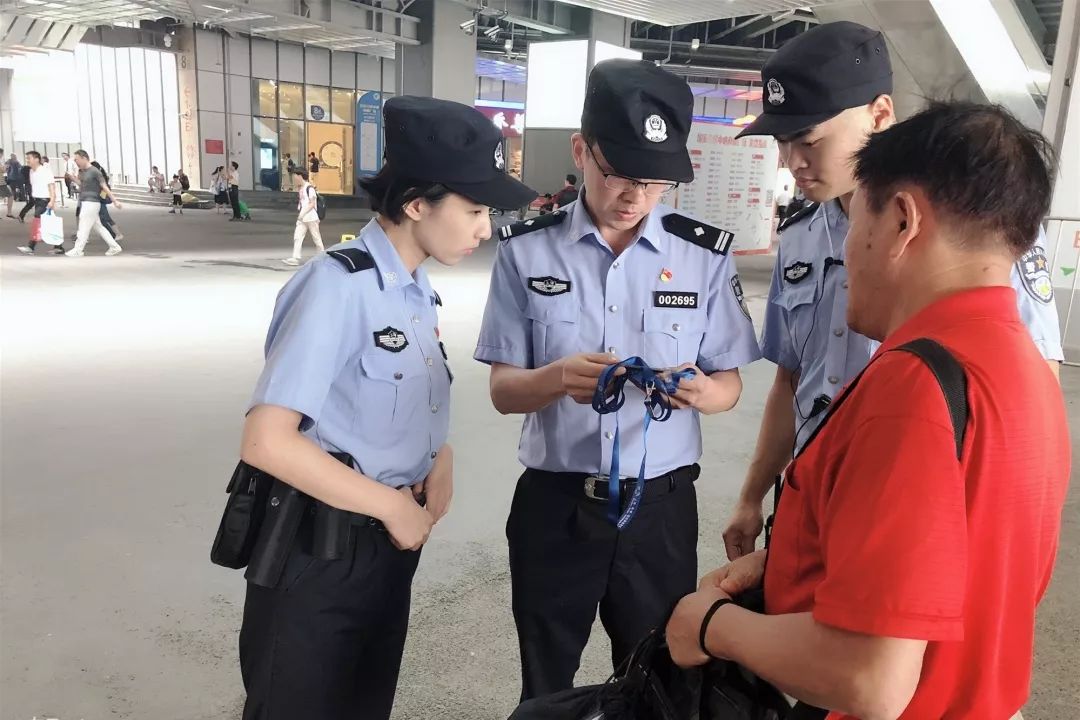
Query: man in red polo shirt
xmin=666 ymin=100 xmax=1070 ymax=720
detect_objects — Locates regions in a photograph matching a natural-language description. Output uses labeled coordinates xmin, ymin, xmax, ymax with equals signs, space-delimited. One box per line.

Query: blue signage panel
xmin=355 ymin=91 xmax=384 ymax=191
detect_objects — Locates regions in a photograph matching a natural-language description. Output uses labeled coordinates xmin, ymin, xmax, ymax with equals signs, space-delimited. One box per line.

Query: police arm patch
xmin=730 ymin=275 xmax=751 ymax=321
xmin=1018 ymin=247 xmax=1053 ymax=304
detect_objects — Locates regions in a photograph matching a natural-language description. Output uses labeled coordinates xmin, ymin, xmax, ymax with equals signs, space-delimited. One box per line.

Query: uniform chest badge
xmin=767 ymin=78 xmax=785 ymax=106
xmin=494 ymin=142 xmax=505 ymax=171
xmin=643 ymin=114 xmax=668 ymax=143
xmin=374 ymin=326 xmax=409 ymax=353
xmin=1018 ymin=248 xmax=1054 ymax=304
xmin=783 ymin=261 xmax=812 ymax=284
xmin=528 ymin=276 xmax=571 ymax=296
xmin=659 ymin=268 xmax=673 ymax=283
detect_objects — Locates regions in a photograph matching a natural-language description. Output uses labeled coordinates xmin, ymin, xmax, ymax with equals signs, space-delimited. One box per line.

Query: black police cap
xmin=383 ymin=96 xmax=537 ymax=209
xmin=582 ymin=59 xmax=694 ymax=183
xmin=737 ymin=21 xmax=893 ymax=139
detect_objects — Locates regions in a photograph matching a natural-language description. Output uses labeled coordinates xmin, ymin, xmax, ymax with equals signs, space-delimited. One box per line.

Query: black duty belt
xmin=531 ymin=464 xmax=700 ymax=505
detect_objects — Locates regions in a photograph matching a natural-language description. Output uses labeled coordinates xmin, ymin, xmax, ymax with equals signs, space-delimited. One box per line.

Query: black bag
xmin=210 ymin=461 xmax=272 ymax=569
xmin=509 ymin=629 xmax=790 ymax=720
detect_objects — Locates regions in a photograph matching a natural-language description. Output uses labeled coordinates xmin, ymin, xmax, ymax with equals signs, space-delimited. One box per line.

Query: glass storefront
xmin=279 ymin=82 xmax=304 ymax=120
xmin=251 ymin=79 xmax=362 ymax=195
xmin=253 ymin=79 xmax=277 ymax=118
xmin=279 ymin=119 xmax=305 ymax=191
xmin=331 ymin=88 xmax=354 ymax=124
xmin=306 ymin=85 xmax=330 ymax=122
xmin=252 ymin=116 xmax=279 ymax=190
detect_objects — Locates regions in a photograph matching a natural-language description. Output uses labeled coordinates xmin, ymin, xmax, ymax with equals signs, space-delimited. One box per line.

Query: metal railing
xmin=1046 ymin=215 xmax=1080 ymax=366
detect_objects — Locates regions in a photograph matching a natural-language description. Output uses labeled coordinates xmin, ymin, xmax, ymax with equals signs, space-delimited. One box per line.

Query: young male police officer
xmin=722 ymin=21 xmax=1064 ymax=560
xmin=475 ymin=59 xmax=762 ymax=700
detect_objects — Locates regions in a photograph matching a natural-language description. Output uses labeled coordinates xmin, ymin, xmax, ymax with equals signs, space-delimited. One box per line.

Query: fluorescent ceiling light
xmin=250 ymin=23 xmax=320 ymax=32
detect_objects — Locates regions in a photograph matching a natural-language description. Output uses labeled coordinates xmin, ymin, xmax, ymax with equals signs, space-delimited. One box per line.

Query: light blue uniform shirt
xmin=249 ymin=218 xmax=452 ymax=488
xmin=475 ymin=197 xmax=762 ymax=477
xmin=762 ymin=201 xmax=1064 ymax=452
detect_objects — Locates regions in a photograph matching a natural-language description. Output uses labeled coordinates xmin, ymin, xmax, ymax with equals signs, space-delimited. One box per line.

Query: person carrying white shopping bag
xmin=39 ymin=208 xmax=64 ymax=246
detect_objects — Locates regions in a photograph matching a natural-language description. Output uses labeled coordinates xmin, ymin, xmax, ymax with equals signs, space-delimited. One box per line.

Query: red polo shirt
xmin=764 ymin=287 xmax=1069 ymax=719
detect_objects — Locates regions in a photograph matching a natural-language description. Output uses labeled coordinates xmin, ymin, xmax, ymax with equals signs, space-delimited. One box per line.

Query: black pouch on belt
xmin=210 ymin=461 xmax=272 ymax=570
xmin=210 ymin=452 xmax=355 ymax=580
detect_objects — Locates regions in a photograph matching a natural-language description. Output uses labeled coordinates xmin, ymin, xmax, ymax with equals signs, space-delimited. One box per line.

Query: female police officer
xmin=237 ymin=96 xmax=536 ymax=720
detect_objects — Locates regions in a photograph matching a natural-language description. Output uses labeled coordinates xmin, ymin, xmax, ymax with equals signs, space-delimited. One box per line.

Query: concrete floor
xmin=1 ymin=204 xmax=1076 ymax=720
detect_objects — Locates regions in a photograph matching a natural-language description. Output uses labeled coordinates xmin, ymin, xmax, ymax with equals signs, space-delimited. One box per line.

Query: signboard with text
xmin=475 ymin=105 xmax=525 ymax=138
xmin=354 ymin=91 xmax=384 ymax=184
xmin=675 ymin=122 xmax=780 ymax=254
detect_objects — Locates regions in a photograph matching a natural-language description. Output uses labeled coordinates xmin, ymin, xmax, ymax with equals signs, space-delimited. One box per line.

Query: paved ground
xmin=1 ymin=204 xmax=1077 ymax=720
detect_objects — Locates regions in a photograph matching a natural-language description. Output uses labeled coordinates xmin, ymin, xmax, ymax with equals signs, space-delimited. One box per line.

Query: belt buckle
xmin=584 ymin=474 xmax=608 ymax=501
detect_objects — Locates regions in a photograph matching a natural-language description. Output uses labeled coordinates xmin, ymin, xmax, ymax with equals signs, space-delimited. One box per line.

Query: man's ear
xmin=891 ymin=190 xmax=922 ymax=259
xmin=570 ymin=133 xmax=587 ymax=172
xmin=870 ymin=94 xmax=896 ymax=133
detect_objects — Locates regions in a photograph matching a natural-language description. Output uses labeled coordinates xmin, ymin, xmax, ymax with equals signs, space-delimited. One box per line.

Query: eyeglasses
xmin=586 ymin=145 xmax=679 ymax=198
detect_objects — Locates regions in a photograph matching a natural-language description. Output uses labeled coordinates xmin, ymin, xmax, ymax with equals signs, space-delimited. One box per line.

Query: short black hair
xmin=565 ymin=173 xmax=577 ymax=185
xmin=854 ymin=100 xmax=1055 ymax=257
xmin=26 ymin=150 xmax=41 ymax=161
xmin=74 ymin=149 xmax=89 ymax=160
xmin=358 ymin=165 xmax=451 ymax=224
xmin=231 ymin=161 xmax=239 ymax=169
xmin=292 ymin=168 xmax=309 ymax=180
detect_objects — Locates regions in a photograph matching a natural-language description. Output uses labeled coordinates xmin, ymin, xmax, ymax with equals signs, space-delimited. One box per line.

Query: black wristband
xmin=699 ymin=598 xmax=733 ymax=660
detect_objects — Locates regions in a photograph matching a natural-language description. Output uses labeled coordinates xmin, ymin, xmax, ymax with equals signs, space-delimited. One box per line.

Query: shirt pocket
xmin=772 ymin=280 xmax=819 ymax=355
xmin=357 ymin=352 xmax=429 ymax=430
xmin=524 ymin=295 xmax=581 ymax=366
xmin=642 ymin=307 xmax=708 ymax=368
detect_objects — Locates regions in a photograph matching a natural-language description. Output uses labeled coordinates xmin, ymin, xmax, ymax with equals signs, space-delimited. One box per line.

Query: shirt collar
xmin=359 ymin=218 xmax=416 ymax=292
xmin=564 ymin=191 xmax=665 ymax=254
xmin=879 ymin=286 xmax=1020 ymax=354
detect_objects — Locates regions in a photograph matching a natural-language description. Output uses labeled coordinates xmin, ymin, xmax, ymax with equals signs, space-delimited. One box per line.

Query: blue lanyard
xmin=592 ymin=357 xmax=696 ymax=529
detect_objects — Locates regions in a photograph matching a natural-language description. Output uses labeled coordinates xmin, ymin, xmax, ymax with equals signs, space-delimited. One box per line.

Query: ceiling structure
xmin=544 ymin=0 xmax=852 ymax=26
xmin=0 ymin=0 xmax=420 ymax=57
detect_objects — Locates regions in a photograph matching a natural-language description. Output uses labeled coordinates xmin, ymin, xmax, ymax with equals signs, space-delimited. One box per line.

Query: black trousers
xmin=507 ymin=466 xmax=699 ymax=701
xmin=239 ymin=520 xmax=422 ymax=720
xmin=19 ymin=193 xmax=34 ymax=220
xmin=229 ymin=185 xmax=241 ymax=218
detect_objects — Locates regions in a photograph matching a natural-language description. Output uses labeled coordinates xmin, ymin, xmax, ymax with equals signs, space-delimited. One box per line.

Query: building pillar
xmin=401 ymin=0 xmax=476 ymax=104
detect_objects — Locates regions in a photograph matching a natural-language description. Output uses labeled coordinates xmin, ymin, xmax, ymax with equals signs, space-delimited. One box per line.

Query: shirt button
xmin=833 ymin=329 xmax=844 ymax=337
xmin=412 ymin=315 xmax=421 ymax=324
xmin=828 ymin=376 xmax=840 ymax=384
xmin=672 ymin=323 xmax=681 ymax=332
xmin=605 ymin=431 xmax=614 ymax=440
xmin=431 ymin=451 xmax=437 ymax=459
xmin=426 ymin=358 xmax=433 ymax=366
xmin=842 ymin=281 xmax=849 ymax=289
xmin=609 ymin=305 xmax=618 ymax=313
xmin=607 ymin=346 xmax=616 ymax=354
xmin=431 ymin=404 xmax=439 ymax=413
xmin=393 ymin=372 xmax=404 ymax=380
xmin=612 ymin=261 xmax=620 ymax=269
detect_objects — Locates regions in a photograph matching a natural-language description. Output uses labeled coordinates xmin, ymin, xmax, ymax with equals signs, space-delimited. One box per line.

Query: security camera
xmin=459 ymin=19 xmax=476 ymax=35
xmin=484 ymin=24 xmax=500 ymax=39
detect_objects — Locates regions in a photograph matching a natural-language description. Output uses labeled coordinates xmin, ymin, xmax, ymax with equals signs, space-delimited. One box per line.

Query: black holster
xmin=210 ymin=452 xmax=358 ymax=588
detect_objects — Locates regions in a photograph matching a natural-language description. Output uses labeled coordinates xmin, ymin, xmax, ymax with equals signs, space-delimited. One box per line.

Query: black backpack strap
xmin=894 ymin=338 xmax=968 ymax=460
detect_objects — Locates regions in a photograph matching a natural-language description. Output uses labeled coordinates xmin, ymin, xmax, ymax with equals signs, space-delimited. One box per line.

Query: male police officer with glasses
xmin=721 ymin=21 xmax=1064 ymax=561
xmin=475 ymin=59 xmax=762 ymax=701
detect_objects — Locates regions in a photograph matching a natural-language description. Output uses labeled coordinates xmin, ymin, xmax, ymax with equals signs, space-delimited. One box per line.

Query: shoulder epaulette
xmin=498 ymin=211 xmax=567 ymax=240
xmin=778 ymin=202 xmax=819 ymax=233
xmin=327 ymin=248 xmax=375 ymax=273
xmin=661 ymin=213 xmax=734 ymax=255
